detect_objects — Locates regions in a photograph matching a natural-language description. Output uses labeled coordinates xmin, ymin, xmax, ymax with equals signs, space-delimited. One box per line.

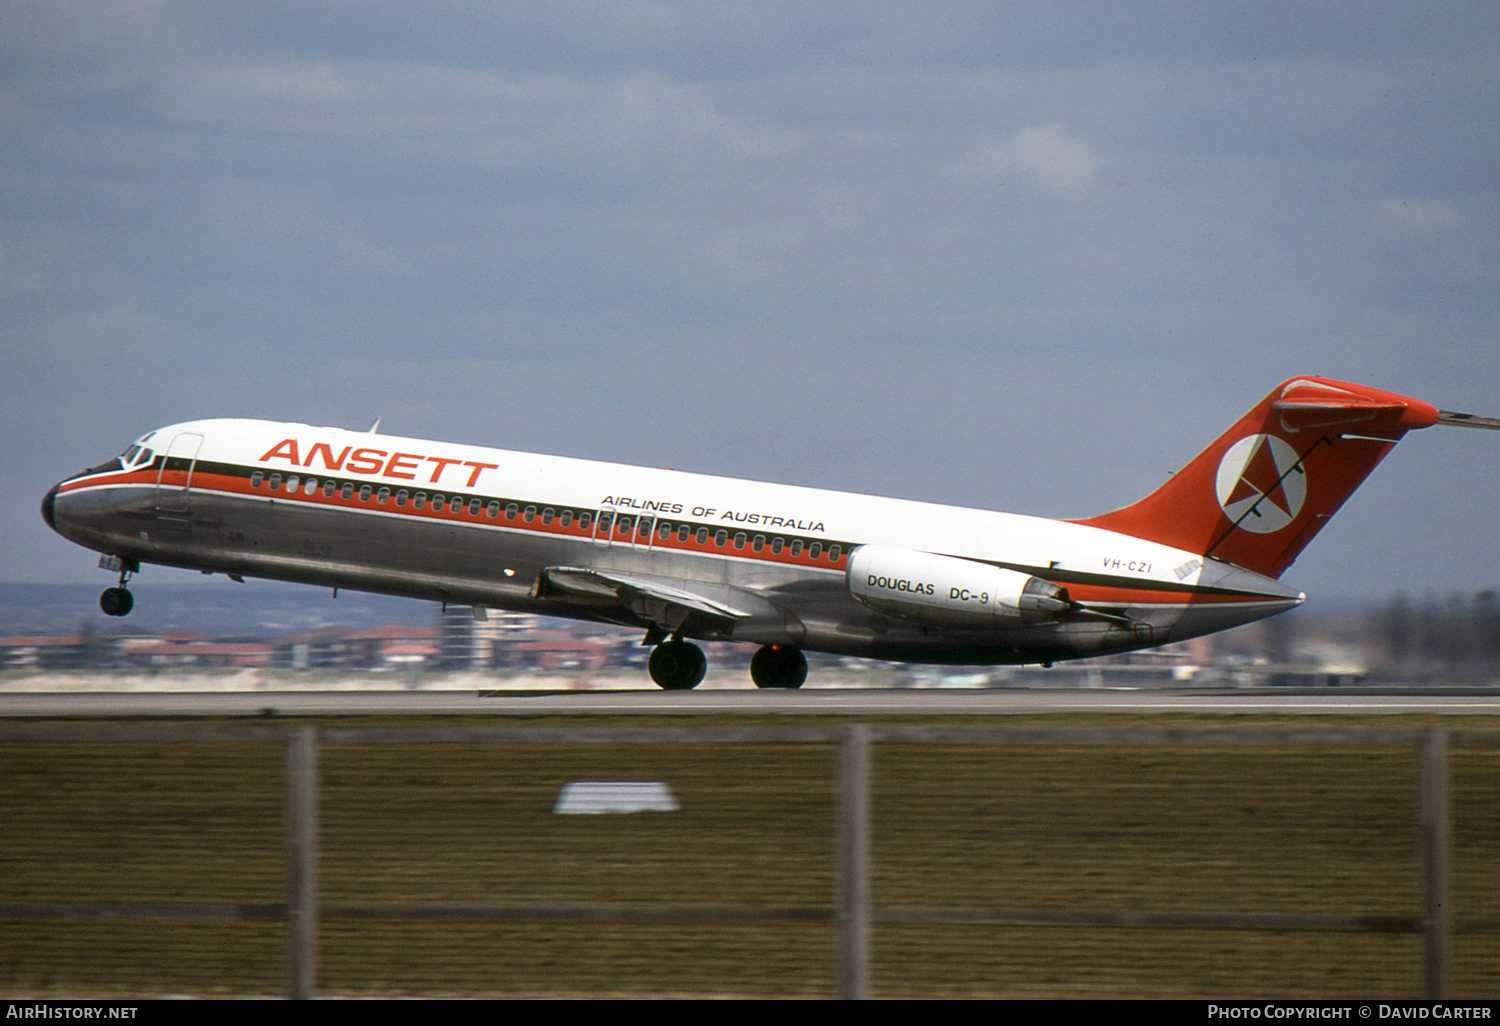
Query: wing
xmin=533 ymin=566 xmax=762 ymax=632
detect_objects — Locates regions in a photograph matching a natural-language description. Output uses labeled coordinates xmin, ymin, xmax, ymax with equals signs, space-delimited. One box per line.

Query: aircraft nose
xmin=40 ymin=483 xmax=59 ymax=531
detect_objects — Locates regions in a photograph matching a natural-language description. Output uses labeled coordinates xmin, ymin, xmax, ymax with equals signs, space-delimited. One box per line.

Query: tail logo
xmin=1214 ymin=434 xmax=1306 ymax=533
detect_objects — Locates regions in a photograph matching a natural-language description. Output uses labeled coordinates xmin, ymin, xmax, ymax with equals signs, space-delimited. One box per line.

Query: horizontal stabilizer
xmin=1270 ymin=381 xmax=1404 ymax=432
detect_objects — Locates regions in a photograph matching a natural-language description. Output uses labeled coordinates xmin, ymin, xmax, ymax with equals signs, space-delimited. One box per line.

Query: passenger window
xmin=771 ymin=537 xmax=784 ymax=554
xmin=752 ymin=534 xmax=765 ymax=552
xmin=596 ymin=511 xmax=612 ymax=532
xmin=578 ymin=511 xmax=592 ymax=530
xmin=341 ymin=483 xmax=354 ymax=500
xmin=286 ymin=475 xmax=299 ymax=491
xmin=677 ymin=525 xmax=690 ymax=542
xmin=505 ymin=503 xmax=518 ymax=520
xmin=695 ymin=527 xmax=708 ymax=545
xmin=524 ymin=505 xmax=536 ymax=522
xmin=542 ymin=508 xmax=554 ymax=525
xmin=396 ymin=490 xmax=408 ymax=506
xmin=359 ymin=485 xmax=373 ymax=502
xmin=250 ymin=472 xmax=264 ymax=488
xmin=487 ymin=501 xmax=500 ymax=518
xmin=829 ymin=545 xmax=841 ymax=562
xmin=449 ymin=497 xmax=463 ymax=513
xmin=791 ymin=539 xmax=803 ymax=556
xmin=560 ymin=510 xmax=573 ymax=527
xmin=715 ymin=530 xmax=727 ymax=546
xmin=377 ymin=487 xmax=390 ymax=504
xmin=431 ymin=493 xmax=444 ymax=509
xmin=639 ymin=519 xmax=653 ymax=538
xmin=323 ymin=480 xmax=336 ymax=497
xmin=734 ymin=532 xmax=747 ymax=549
xmin=269 ymin=474 xmax=281 ymax=491
xmin=304 ymin=478 xmax=317 ymax=495
xmin=414 ymin=492 xmax=426 ymax=509
xmin=616 ymin=515 xmax=633 ymax=535
xmin=468 ymin=498 xmax=481 ymax=515
xmin=809 ymin=542 xmax=822 ymax=559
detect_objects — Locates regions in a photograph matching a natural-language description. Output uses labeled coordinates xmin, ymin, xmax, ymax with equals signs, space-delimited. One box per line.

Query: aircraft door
xmin=591 ymin=509 xmax=657 ymax=550
xmin=153 ymin=432 xmax=203 ymax=534
xmin=611 ymin=512 xmax=638 ymax=549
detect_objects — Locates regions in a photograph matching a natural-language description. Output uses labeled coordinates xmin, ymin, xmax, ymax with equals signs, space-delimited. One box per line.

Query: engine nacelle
xmin=846 ymin=545 xmax=1069 ymax=628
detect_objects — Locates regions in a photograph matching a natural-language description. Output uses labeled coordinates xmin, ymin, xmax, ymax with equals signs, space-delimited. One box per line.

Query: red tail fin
xmin=1072 ymin=377 xmax=1439 ymax=578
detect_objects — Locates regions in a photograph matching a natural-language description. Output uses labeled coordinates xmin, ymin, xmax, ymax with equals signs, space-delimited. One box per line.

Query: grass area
xmin=1 ymin=713 xmax=1497 ymax=997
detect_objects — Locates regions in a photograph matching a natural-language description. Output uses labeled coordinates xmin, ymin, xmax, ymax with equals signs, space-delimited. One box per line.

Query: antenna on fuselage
xmin=368 ymin=417 xmax=382 ymax=434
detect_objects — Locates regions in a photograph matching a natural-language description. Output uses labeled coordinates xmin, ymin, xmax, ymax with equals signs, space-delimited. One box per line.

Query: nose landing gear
xmin=99 ymin=586 xmax=133 ymax=617
xmin=98 ymin=557 xmax=137 ymax=617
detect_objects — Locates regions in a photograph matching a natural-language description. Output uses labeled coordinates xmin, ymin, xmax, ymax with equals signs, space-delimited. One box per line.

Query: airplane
xmin=40 ymin=375 xmax=1500 ymax=689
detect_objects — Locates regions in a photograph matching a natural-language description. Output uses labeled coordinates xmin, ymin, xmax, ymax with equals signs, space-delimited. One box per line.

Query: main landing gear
xmin=648 ymin=639 xmax=707 ymax=690
xmin=643 ymin=633 xmax=808 ymax=691
xmin=750 ymin=644 xmax=806 ymax=689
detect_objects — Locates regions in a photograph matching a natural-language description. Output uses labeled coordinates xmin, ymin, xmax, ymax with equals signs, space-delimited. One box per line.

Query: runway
xmin=3 ymin=687 xmax=1500 ymax=718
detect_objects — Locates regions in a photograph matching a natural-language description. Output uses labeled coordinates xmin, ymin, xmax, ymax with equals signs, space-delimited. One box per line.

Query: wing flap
xmin=535 ymin=566 xmax=755 ymax=624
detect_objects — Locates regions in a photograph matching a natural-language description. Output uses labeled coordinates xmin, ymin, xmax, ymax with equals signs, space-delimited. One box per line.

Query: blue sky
xmin=3 ymin=2 xmax=1497 ymax=598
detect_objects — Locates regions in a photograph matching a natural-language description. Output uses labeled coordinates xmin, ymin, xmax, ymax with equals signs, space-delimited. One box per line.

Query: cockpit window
xmin=118 ymin=446 xmax=154 ymax=467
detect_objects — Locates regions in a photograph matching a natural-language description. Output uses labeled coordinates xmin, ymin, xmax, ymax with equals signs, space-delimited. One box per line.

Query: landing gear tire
xmin=750 ymin=645 xmax=807 ymax=689
xmin=99 ymin=587 xmax=134 ymax=617
xmin=649 ymin=640 xmax=707 ymax=690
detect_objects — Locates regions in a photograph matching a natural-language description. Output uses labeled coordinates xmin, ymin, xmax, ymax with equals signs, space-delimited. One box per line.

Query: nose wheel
xmin=99 ymin=559 xmax=136 ymax=617
xmin=99 ymin=586 xmax=134 ymax=617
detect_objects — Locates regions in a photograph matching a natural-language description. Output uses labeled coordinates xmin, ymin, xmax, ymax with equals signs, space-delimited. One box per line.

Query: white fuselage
xmin=45 ymin=418 xmax=1302 ymax=665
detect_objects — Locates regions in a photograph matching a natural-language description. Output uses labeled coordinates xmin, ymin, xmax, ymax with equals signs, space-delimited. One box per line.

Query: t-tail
xmin=1073 ymin=376 xmax=1498 ymax=579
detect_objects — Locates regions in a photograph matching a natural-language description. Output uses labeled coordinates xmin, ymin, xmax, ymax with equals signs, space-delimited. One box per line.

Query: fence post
xmin=286 ymin=725 xmax=319 ymax=1000
xmin=1418 ymin=727 xmax=1449 ymax=1000
xmin=835 ymin=722 xmax=870 ymax=1000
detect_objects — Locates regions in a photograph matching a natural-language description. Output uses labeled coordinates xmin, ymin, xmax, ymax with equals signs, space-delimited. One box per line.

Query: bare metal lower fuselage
xmin=47 ymin=477 xmax=1296 ymax=666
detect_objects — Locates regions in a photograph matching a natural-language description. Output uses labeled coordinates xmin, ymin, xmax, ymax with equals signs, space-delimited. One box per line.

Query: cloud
xmin=1376 ymin=196 xmax=1493 ymax=281
xmin=1379 ymin=196 xmax=1463 ymax=233
xmin=3 ymin=5 xmax=1499 ymax=595
xmin=968 ymin=124 xmax=1098 ymax=196
xmin=153 ymin=62 xmax=795 ymax=173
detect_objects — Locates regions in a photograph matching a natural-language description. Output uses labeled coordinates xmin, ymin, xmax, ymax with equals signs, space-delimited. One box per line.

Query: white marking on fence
xmin=553 ymin=781 xmax=679 ymax=814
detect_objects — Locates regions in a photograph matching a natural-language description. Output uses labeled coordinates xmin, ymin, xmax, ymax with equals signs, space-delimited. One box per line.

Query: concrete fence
xmin=0 ymin=722 xmax=1491 ymax=999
